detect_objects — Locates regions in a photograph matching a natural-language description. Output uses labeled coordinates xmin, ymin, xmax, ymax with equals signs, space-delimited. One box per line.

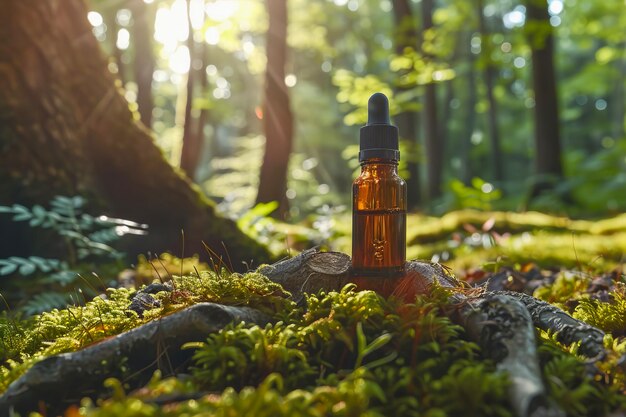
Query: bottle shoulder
xmin=353 ymin=173 xmax=406 ymax=187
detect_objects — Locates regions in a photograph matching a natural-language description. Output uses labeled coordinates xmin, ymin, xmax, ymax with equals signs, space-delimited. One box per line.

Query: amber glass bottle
xmin=352 ymin=93 xmax=407 ymax=277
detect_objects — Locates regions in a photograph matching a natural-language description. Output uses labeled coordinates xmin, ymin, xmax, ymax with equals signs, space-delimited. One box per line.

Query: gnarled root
xmin=496 ymin=291 xmax=606 ymax=360
xmin=454 ymin=294 xmax=564 ymax=417
xmin=0 ymin=303 xmax=270 ymax=414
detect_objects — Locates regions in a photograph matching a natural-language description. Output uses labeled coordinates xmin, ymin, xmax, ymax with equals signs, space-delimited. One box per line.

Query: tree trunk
xmin=421 ymin=0 xmax=443 ymax=201
xmin=391 ymin=0 xmax=421 ymax=209
xmin=256 ymin=0 xmax=293 ymax=219
xmin=525 ymin=0 xmax=564 ymax=197
xmin=102 ymin=8 xmax=126 ymax=84
xmin=196 ymin=42 xmax=210 ymax=173
xmin=477 ymin=0 xmax=503 ymax=183
xmin=613 ymin=43 xmax=625 ymax=140
xmin=461 ymin=31 xmax=477 ymax=185
xmin=130 ymin=0 xmax=155 ymax=129
xmin=0 ymin=0 xmax=270 ymax=267
xmin=180 ymin=0 xmax=204 ymax=179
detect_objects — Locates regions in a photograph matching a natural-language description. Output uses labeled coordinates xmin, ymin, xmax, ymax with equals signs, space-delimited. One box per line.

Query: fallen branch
xmin=0 ymin=303 xmax=270 ymax=414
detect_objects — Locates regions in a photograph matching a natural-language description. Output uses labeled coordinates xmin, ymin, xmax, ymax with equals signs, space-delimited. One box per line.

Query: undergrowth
xmin=0 ymin=269 xmax=292 ymax=393
xmin=4 ymin=266 xmax=626 ymax=416
xmin=76 ymin=285 xmax=514 ymax=417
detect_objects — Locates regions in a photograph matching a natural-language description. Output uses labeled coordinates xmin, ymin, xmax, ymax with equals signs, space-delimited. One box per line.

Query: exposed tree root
xmin=1 ymin=249 xmax=607 ymax=417
xmin=497 ymin=291 xmax=606 ymax=360
xmin=455 ymin=294 xmax=563 ymax=417
xmin=0 ymin=304 xmax=270 ymax=415
xmin=260 ymin=249 xmax=602 ymax=417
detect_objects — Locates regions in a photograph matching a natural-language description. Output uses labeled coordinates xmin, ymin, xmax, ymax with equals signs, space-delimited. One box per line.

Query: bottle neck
xmin=359 ymin=158 xmax=398 ymax=174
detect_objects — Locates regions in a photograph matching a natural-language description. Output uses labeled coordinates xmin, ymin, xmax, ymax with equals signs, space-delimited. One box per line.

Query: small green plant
xmin=0 ymin=196 xmax=147 ymax=314
xmin=445 ymin=178 xmax=502 ymax=211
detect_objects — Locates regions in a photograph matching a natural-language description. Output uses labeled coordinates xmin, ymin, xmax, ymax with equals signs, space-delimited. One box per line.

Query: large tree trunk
xmin=256 ymin=0 xmax=293 ymax=219
xmin=477 ymin=0 xmax=503 ymax=183
xmin=130 ymin=0 xmax=155 ymax=129
xmin=525 ymin=0 xmax=564 ymax=198
xmin=391 ymin=0 xmax=421 ymax=209
xmin=421 ymin=0 xmax=443 ymax=201
xmin=0 ymin=0 xmax=270 ymax=267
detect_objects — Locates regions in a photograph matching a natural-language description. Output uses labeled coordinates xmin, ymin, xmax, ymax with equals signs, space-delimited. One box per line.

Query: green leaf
xmin=18 ymin=262 xmax=36 ymax=275
xmin=12 ymin=212 xmax=32 ymax=221
xmin=0 ymin=262 xmax=17 ymax=275
xmin=362 ymin=333 xmax=393 ymax=357
xmin=28 ymin=256 xmax=53 ymax=273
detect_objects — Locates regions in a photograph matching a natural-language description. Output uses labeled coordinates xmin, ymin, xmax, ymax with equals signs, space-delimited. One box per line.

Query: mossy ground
xmin=2 ymin=210 xmax=626 ymax=416
xmin=328 ymin=210 xmax=626 ymax=274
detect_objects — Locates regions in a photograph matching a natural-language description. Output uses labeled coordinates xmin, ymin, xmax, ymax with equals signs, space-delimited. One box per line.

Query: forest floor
xmin=1 ymin=210 xmax=626 ymax=416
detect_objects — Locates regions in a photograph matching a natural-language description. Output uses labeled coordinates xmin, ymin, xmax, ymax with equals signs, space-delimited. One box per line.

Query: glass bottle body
xmin=352 ymin=159 xmax=407 ymax=276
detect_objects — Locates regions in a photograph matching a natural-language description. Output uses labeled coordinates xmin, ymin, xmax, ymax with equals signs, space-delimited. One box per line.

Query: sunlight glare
xmin=503 ymin=6 xmax=526 ymax=29
xmin=154 ymin=0 xmax=189 ymax=53
xmin=205 ymin=0 xmax=239 ymax=21
xmin=116 ymin=9 xmax=132 ymax=27
xmin=116 ymin=28 xmax=130 ymax=50
xmin=190 ymin=0 xmax=206 ymax=30
xmin=548 ymin=0 xmax=564 ymax=15
xmin=87 ymin=11 xmax=103 ymax=27
xmin=205 ymin=27 xmax=220 ymax=45
xmin=170 ymin=45 xmax=190 ymax=74
xmin=285 ymin=74 xmax=297 ymax=87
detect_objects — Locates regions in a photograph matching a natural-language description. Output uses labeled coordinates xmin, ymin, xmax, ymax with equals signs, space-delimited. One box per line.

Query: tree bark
xmin=130 ymin=0 xmax=155 ymax=129
xmin=477 ymin=0 xmax=504 ymax=183
xmin=0 ymin=0 xmax=270 ymax=267
xmin=421 ymin=0 xmax=443 ymax=201
xmin=525 ymin=0 xmax=564 ymax=197
xmin=391 ymin=0 xmax=421 ymax=208
xmin=256 ymin=0 xmax=293 ymax=219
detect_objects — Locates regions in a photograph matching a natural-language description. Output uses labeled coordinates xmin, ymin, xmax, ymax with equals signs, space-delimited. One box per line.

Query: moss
xmin=330 ymin=211 xmax=626 ymax=274
xmin=0 ymin=269 xmax=292 ymax=393
xmin=9 ymin=264 xmax=626 ymax=416
xmin=572 ymin=284 xmax=626 ymax=335
xmin=75 ymin=286 xmax=513 ymax=417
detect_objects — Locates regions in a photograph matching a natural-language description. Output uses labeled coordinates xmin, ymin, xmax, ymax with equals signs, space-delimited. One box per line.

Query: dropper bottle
xmin=352 ymin=93 xmax=407 ymax=277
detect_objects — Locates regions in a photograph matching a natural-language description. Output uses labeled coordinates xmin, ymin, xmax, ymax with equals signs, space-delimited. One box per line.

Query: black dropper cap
xmin=359 ymin=93 xmax=399 ymax=162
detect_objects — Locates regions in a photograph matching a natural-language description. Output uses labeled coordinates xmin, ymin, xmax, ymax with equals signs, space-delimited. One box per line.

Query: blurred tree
xmin=102 ymin=7 xmax=126 ymax=83
xmin=256 ymin=0 xmax=293 ymax=219
xmin=525 ymin=0 xmax=564 ymax=198
xmin=391 ymin=0 xmax=421 ymax=208
xmin=460 ymin=30 xmax=476 ymax=185
xmin=0 ymin=0 xmax=270 ymax=266
xmin=421 ymin=0 xmax=443 ymax=200
xmin=477 ymin=0 xmax=503 ymax=183
xmin=180 ymin=0 xmax=205 ymax=178
xmin=129 ymin=0 xmax=155 ymax=129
